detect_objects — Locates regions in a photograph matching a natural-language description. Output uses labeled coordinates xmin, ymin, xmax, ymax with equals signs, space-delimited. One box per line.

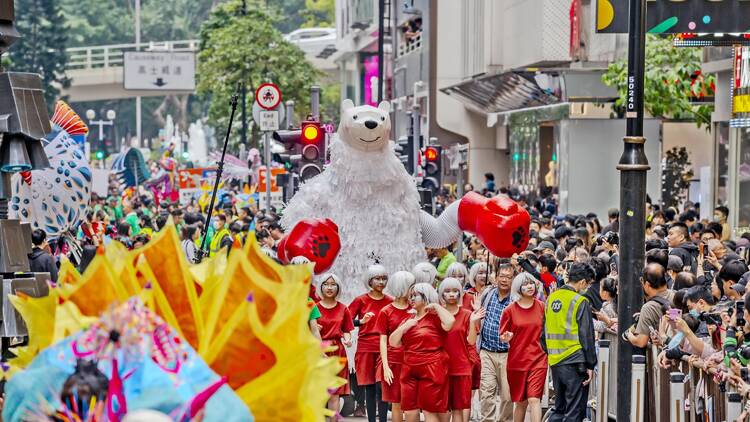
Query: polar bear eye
xmin=380 ymin=116 xmax=386 ymax=121
xmin=353 ymin=115 xmax=358 ymax=120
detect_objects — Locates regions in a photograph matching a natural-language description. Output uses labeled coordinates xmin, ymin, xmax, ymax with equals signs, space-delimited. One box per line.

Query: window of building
xmin=715 ymin=121 xmax=729 ymax=206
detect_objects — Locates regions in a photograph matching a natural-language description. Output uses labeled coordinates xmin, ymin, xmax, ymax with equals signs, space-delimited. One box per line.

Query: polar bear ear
xmin=341 ymin=99 xmax=355 ymax=113
xmin=377 ymin=101 xmax=391 ymax=113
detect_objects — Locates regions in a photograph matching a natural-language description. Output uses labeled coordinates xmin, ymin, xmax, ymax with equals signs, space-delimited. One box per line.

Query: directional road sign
xmin=123 ymin=52 xmax=196 ymax=91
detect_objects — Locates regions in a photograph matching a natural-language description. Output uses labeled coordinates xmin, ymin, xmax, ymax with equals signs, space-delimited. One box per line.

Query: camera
xmin=698 ymin=312 xmax=723 ymax=326
xmin=737 ymin=301 xmax=746 ymax=328
xmin=596 ymin=231 xmax=619 ymax=246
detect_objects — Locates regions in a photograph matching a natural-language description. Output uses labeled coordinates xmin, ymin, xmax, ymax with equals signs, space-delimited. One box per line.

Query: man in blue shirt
xmin=476 ymin=262 xmax=514 ymax=422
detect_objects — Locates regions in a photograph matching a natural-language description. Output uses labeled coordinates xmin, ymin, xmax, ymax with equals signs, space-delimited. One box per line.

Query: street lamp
xmin=86 ymin=109 xmax=116 ymax=142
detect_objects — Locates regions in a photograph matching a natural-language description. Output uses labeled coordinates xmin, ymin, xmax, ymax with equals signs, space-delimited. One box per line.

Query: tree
xmin=301 ymin=0 xmax=335 ymax=28
xmin=197 ymin=0 xmax=323 ymax=148
xmin=661 ymin=146 xmax=693 ymax=208
xmin=7 ymin=0 xmax=69 ymax=105
xmin=602 ymin=35 xmax=715 ymax=128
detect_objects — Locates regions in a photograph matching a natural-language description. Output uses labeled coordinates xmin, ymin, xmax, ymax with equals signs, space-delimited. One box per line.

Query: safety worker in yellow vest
xmin=541 ymin=262 xmax=597 ymax=422
xmin=209 ymin=214 xmax=233 ymax=257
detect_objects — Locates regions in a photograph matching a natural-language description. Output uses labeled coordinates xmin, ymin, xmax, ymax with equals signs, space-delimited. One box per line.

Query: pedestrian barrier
xmin=595 ymin=340 xmax=750 ymax=421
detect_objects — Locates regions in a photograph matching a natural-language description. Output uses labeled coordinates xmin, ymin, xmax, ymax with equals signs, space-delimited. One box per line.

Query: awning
xmin=441 ymin=69 xmax=617 ymax=116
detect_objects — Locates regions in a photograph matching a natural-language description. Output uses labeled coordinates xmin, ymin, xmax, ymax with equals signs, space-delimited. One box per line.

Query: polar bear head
xmin=338 ymin=99 xmax=391 ymax=152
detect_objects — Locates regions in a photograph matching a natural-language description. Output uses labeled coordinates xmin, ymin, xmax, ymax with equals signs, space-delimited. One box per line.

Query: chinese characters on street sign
xmin=124 ymin=52 xmax=196 ymax=91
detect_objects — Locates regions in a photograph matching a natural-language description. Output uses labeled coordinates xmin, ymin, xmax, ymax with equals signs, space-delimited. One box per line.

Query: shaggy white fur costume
xmin=281 ymin=100 xmax=429 ymax=303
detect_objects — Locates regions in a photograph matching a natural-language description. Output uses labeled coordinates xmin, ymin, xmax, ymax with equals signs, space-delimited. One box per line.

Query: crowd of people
xmin=25 ymin=174 xmax=750 ymax=422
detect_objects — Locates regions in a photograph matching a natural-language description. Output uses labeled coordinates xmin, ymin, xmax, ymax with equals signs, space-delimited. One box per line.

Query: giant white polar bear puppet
xmin=280 ymin=100 xmax=530 ymax=303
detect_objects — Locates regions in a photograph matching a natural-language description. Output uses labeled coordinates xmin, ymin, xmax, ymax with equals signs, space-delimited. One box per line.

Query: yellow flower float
xmin=6 ymin=221 xmax=343 ymax=421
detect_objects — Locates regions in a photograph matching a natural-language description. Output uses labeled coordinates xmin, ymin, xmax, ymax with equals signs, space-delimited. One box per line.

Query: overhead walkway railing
xmin=65 ymin=40 xmax=199 ymax=71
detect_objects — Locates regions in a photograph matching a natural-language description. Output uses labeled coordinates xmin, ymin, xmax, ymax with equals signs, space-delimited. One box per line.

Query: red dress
xmin=400 ymin=312 xmax=450 ymax=413
xmin=374 ymin=303 xmax=412 ymax=403
xmin=461 ymin=288 xmax=482 ymax=389
xmin=349 ymin=293 xmax=393 ymax=385
xmin=317 ymin=301 xmax=355 ymax=395
xmin=498 ymin=300 xmax=548 ymax=401
xmin=445 ymin=308 xmax=473 ymax=410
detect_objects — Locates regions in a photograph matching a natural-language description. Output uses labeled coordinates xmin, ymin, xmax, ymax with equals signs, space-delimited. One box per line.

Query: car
xmin=284 ymin=27 xmax=337 ymax=55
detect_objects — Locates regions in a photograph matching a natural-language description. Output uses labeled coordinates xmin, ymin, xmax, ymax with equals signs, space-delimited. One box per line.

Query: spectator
xmin=484 ymin=173 xmax=496 ymax=193
xmin=714 ymin=205 xmax=731 ymax=241
xmin=594 ymin=277 xmax=618 ymax=334
xmin=180 ymin=224 xmax=200 ymax=263
xmin=667 ymin=223 xmax=698 ymax=272
xmin=432 ymin=247 xmax=458 ymax=279
xmin=602 ymin=208 xmax=619 ymax=234
xmin=28 ymin=229 xmax=58 ymax=282
xmin=626 ymin=263 xmax=673 ymax=348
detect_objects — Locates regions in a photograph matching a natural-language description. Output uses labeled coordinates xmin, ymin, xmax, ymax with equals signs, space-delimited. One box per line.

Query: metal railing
xmin=65 ymin=40 xmax=199 ymax=71
xmin=596 ymin=340 xmax=750 ymax=422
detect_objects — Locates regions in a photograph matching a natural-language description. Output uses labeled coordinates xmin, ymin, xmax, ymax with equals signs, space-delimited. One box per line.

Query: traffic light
xmin=95 ymin=150 xmax=105 ymax=160
xmin=271 ymin=120 xmax=325 ymax=182
xmin=396 ymin=135 xmax=415 ymax=175
xmin=421 ymin=145 xmax=442 ymax=191
xmin=299 ymin=120 xmax=324 ymax=180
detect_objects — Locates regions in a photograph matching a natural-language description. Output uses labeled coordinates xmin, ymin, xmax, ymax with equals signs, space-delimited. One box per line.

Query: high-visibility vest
xmin=545 ymin=287 xmax=586 ymax=366
xmin=209 ymin=228 xmax=230 ymax=256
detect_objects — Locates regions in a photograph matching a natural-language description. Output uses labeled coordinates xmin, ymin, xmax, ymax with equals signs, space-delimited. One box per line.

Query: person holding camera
xmin=541 ymin=262 xmax=597 ymax=422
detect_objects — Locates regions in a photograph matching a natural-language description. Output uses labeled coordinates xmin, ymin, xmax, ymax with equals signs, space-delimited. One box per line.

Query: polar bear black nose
xmin=364 ymin=120 xmax=378 ymax=129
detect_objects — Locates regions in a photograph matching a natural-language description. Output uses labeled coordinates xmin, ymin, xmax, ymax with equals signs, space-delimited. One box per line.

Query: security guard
xmin=209 ymin=214 xmax=233 ymax=257
xmin=542 ymin=262 xmax=597 ymax=422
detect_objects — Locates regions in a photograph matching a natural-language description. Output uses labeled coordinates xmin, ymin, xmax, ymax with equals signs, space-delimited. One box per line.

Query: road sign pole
xmin=264 ymin=131 xmax=272 ymax=213
xmin=311 ymin=85 xmax=320 ymax=121
xmin=616 ymin=0 xmax=649 ymax=420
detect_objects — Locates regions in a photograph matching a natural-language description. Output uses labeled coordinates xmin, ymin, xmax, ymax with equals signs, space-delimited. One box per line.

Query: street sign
xmin=259 ymin=111 xmax=279 ymax=131
xmin=255 ymin=83 xmax=282 ymax=110
xmin=123 ymin=52 xmax=196 ymax=91
xmin=596 ymin=0 xmax=750 ymax=34
xmin=252 ymin=102 xmax=285 ymax=128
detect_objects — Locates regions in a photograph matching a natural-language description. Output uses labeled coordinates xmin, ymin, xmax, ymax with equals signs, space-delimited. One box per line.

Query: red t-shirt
xmin=498 ymin=300 xmax=546 ymax=371
xmin=350 ymin=293 xmax=393 ymax=353
xmin=317 ymin=302 xmax=355 ymax=356
xmin=374 ymin=303 xmax=412 ymax=365
xmin=402 ymin=312 xmax=447 ymax=365
xmin=444 ymin=308 xmax=473 ymax=376
xmin=462 ymin=288 xmax=477 ymax=309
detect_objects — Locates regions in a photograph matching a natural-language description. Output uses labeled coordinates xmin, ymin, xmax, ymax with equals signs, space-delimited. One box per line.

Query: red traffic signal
xmin=424 ymin=146 xmax=439 ymax=162
xmin=301 ymin=121 xmax=323 ymax=144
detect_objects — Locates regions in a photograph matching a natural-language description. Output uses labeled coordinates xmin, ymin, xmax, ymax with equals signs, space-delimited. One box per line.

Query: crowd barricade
xmin=595 ymin=339 xmax=749 ymax=421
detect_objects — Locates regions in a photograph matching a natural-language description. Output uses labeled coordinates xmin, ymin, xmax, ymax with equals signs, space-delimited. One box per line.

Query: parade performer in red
xmin=389 ymin=283 xmax=455 ymax=422
xmin=499 ymin=273 xmax=548 ymax=422
xmin=375 ymin=271 xmax=415 ymax=422
xmin=350 ymin=263 xmax=393 ymax=422
xmin=316 ymin=273 xmax=355 ymax=421
xmin=463 ymin=262 xmax=489 ymax=309
xmin=439 ymin=277 xmax=484 ymax=422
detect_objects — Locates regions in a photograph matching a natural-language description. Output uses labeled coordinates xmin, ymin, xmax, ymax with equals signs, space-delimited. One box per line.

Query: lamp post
xmin=616 ymin=0 xmax=649 ymax=420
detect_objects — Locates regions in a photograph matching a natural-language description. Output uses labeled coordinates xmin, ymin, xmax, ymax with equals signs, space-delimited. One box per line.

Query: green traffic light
xmin=95 ymin=151 xmax=104 ymax=160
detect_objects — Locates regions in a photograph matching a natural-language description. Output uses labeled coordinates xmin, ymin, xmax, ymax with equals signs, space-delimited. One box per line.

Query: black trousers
xmin=548 ymin=363 xmax=589 ymax=422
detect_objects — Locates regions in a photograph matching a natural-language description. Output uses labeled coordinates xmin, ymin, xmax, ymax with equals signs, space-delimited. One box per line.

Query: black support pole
xmin=377 ymin=0 xmax=385 ymax=102
xmin=240 ymin=0 xmax=248 ymax=148
xmin=616 ymin=0 xmax=649 ymax=420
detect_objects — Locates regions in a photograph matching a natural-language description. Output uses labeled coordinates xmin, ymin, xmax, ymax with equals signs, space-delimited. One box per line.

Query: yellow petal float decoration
xmin=6 ymin=220 xmax=343 ymax=422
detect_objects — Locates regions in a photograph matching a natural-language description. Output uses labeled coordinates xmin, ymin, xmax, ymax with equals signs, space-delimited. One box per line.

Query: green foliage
xmin=661 ymin=146 xmax=694 ymax=208
xmin=602 ymin=35 xmax=715 ymax=129
xmin=301 ymin=0 xmax=335 ymax=28
xmin=7 ymin=0 xmax=69 ymax=105
xmin=197 ymin=0 xmax=323 ymax=148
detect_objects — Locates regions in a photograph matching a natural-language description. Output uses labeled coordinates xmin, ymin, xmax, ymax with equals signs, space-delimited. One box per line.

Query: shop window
xmin=715 ymin=122 xmax=729 ymax=206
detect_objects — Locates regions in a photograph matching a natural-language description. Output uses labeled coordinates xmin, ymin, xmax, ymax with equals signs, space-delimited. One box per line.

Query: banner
xmin=597 ymin=0 xmax=750 ymax=34
xmin=732 ymin=46 xmax=750 ymax=127
xmin=178 ymin=167 xmax=217 ymax=205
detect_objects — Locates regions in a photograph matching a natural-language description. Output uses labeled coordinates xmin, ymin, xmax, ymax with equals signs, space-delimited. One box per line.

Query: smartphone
xmin=667 ymin=308 xmax=682 ymax=322
xmin=737 ymin=301 xmax=746 ymax=328
xmin=700 ymin=243 xmax=707 ymax=257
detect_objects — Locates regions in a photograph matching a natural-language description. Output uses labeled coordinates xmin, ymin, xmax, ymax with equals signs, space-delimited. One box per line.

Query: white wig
xmin=315 ymin=273 xmax=342 ymax=299
xmin=510 ymin=272 xmax=540 ymax=302
xmin=445 ymin=262 xmax=469 ymax=281
xmin=387 ymin=270 xmax=416 ymax=299
xmin=468 ymin=262 xmax=488 ymax=287
xmin=438 ymin=277 xmax=464 ymax=300
xmin=412 ymin=262 xmax=437 ymax=285
xmin=364 ymin=263 xmax=389 ymax=290
xmin=411 ymin=282 xmax=440 ymax=305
